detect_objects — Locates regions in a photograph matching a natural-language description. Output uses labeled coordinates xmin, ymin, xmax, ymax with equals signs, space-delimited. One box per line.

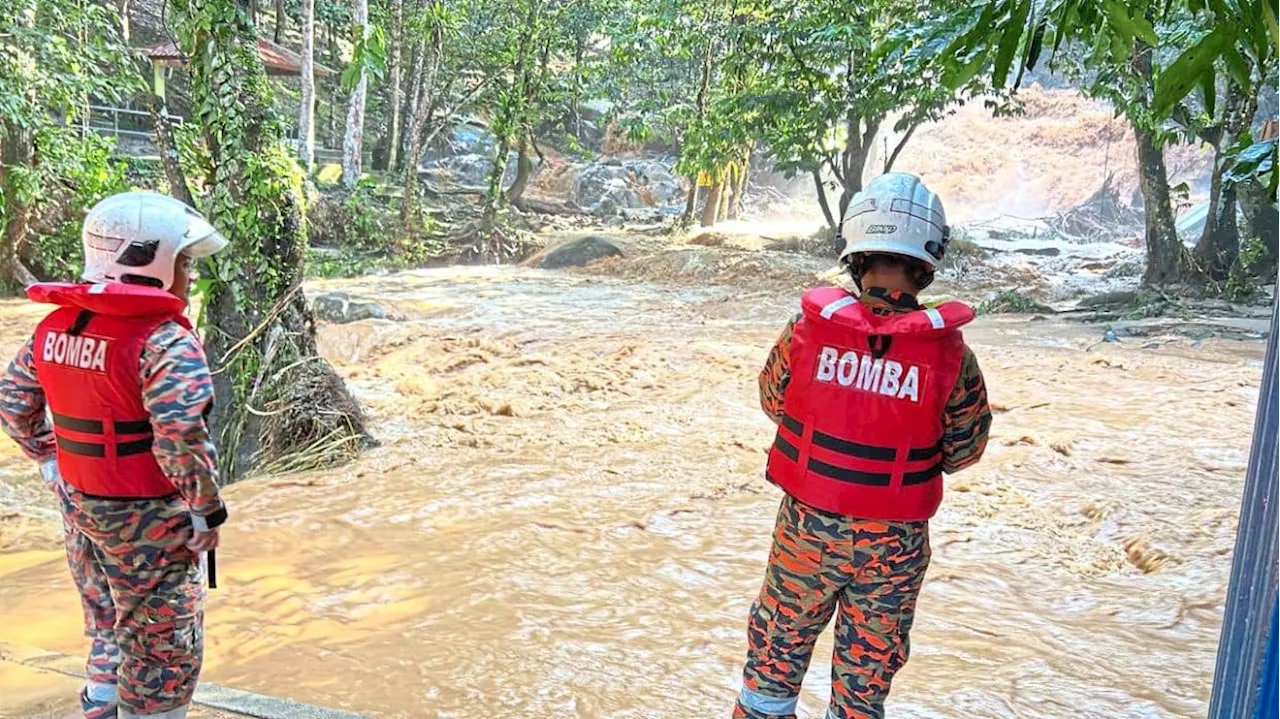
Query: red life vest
xmin=29 ymin=282 xmax=191 ymax=499
xmin=765 ymin=287 xmax=975 ymax=521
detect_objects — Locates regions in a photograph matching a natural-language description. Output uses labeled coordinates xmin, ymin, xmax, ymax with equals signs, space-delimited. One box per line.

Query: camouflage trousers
xmin=56 ymin=480 xmax=205 ymax=718
xmin=733 ymin=494 xmax=930 ymax=719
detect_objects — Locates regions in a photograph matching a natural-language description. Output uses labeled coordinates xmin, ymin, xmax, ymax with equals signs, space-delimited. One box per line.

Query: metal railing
xmin=86 ymin=105 xmax=183 ymax=140
xmin=89 ymin=104 xmax=341 ymax=162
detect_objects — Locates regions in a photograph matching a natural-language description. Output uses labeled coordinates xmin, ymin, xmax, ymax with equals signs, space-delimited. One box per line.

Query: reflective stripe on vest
xmin=772 ymin=412 xmax=942 ymax=487
xmin=52 ymin=413 xmax=154 ymax=458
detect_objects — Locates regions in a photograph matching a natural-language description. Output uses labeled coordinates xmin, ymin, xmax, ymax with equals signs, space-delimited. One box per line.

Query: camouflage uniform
xmin=0 ymin=321 xmax=222 ymax=719
xmin=734 ymin=290 xmax=991 ymax=719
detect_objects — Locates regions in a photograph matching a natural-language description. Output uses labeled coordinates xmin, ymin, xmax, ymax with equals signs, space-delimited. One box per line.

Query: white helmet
xmin=837 ymin=172 xmax=950 ymax=270
xmin=81 ymin=192 xmax=228 ymax=289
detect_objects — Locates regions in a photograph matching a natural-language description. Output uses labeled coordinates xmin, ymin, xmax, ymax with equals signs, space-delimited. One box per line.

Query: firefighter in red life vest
xmin=732 ymin=173 xmax=993 ymax=719
xmin=0 ymin=192 xmax=229 ymax=719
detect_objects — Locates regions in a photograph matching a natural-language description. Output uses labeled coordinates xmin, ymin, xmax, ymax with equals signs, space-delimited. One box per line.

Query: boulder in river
xmin=313 ymin=292 xmax=390 ymax=324
xmin=621 ymin=159 xmax=685 ymax=206
xmin=538 ymin=236 xmax=623 ymax=269
xmin=431 ymin=152 xmax=517 ymax=188
xmin=572 ymin=164 xmax=646 ymax=214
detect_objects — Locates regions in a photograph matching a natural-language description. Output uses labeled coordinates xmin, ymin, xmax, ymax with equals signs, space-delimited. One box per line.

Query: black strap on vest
xmin=65 ymin=310 xmax=95 ymax=337
xmin=52 ymin=412 xmax=154 ymax=457
xmin=864 ymin=287 xmax=920 ymax=310
xmin=867 ymin=335 xmax=893 ymax=359
xmin=774 ymin=413 xmax=942 ymax=487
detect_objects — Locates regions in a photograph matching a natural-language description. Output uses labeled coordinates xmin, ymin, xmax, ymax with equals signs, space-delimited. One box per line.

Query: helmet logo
xmin=865 ymin=224 xmax=898 ymax=234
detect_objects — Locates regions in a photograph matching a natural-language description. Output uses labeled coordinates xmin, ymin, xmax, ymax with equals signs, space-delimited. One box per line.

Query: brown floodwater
xmin=0 ymin=265 xmax=1265 ymax=719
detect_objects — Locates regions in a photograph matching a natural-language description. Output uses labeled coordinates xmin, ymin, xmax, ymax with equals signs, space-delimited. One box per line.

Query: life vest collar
xmin=801 ymin=287 xmax=975 ymax=337
xmin=28 ymin=282 xmax=186 ymax=318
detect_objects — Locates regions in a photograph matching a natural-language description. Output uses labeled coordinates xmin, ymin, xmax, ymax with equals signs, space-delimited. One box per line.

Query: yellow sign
xmin=696 ymin=170 xmax=713 ymax=187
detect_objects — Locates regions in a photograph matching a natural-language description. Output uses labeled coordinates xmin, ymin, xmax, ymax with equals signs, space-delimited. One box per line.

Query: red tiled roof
xmin=144 ymin=38 xmax=334 ymax=76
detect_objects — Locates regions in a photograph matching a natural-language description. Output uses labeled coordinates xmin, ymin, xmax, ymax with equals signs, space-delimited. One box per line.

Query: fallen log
xmin=514 ymin=197 xmax=589 ymax=216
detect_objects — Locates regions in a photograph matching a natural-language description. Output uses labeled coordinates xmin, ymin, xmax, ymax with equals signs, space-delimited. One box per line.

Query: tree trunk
xmin=119 ymin=0 xmax=130 ymax=42
xmin=717 ymin=175 xmax=731 ymax=223
xmin=170 ymin=0 xmax=368 ymax=480
xmin=506 ymin=136 xmax=534 ymax=208
xmin=341 ymin=0 xmax=370 ymax=188
xmin=700 ymin=181 xmax=721 ymax=227
xmin=297 ymin=0 xmax=316 ymax=171
xmin=1135 ymin=123 xmax=1186 ymax=286
xmin=0 ymin=122 xmax=39 ymax=292
xmin=273 ymin=0 xmax=285 ymax=43
xmin=812 ymin=168 xmax=836 ymax=230
xmin=483 ymin=138 xmax=510 ymax=220
xmin=1128 ymin=42 xmax=1190 ymax=287
xmin=385 ymin=0 xmax=404 ymax=171
xmin=571 ymin=37 xmax=586 ymax=141
xmin=730 ymin=150 xmax=751 ymax=220
xmin=487 ymin=1 xmax=538 ymax=218
xmin=679 ymin=35 xmax=715 ymax=227
xmin=682 ymin=179 xmax=699 ymax=224
xmin=401 ymin=15 xmax=443 ymax=222
xmin=141 ymin=94 xmax=196 ymax=206
xmin=1194 ymin=83 xmax=1257 ymax=280
xmin=1239 ymin=178 xmax=1278 ymax=275
xmin=1193 ymin=147 xmax=1240 ymax=280
xmin=724 ymin=169 xmax=739 ymax=221
xmin=838 ymin=125 xmax=875 ymax=221
xmin=327 ymin=23 xmax=337 ymax=148
xmin=401 ymin=38 xmax=424 ymax=166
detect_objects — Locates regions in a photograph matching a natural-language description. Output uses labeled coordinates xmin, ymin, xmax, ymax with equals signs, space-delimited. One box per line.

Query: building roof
xmin=145 ymin=38 xmax=335 ymax=77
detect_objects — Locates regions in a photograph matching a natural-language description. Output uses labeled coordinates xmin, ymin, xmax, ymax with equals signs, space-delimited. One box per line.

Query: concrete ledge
xmin=0 ymin=642 xmax=370 ymax=719
xmin=194 ymin=685 xmax=369 ymax=719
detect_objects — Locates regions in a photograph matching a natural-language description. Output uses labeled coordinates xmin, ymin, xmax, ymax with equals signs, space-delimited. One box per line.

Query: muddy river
xmin=0 ymin=263 xmax=1266 ymax=719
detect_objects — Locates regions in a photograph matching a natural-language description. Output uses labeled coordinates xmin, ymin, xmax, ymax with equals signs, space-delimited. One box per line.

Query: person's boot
xmin=79 ymin=683 xmax=118 ymax=719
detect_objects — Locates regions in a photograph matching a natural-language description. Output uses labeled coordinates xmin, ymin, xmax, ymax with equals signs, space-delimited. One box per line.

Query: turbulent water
xmin=0 ymin=263 xmax=1265 ymax=719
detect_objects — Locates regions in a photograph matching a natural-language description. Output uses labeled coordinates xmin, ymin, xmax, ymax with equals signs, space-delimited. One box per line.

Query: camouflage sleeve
xmin=941 ymin=346 xmax=992 ymax=474
xmin=140 ymin=321 xmax=224 ymax=518
xmin=758 ymin=315 xmax=800 ymax=424
xmin=0 ymin=338 xmax=56 ymax=462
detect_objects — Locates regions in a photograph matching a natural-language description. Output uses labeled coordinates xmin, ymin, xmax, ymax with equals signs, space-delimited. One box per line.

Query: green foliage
xmin=978 ymin=289 xmax=1048 ymax=314
xmin=0 ymin=0 xmax=141 ymax=130
xmin=1224 ymin=250 xmax=1262 ymax=300
xmin=169 ymin=0 xmax=341 ymax=477
xmin=0 ymin=0 xmax=139 ymax=285
xmin=122 ymin=157 xmax=165 ymax=191
xmin=24 ymin=131 xmax=131 ymax=280
xmin=0 ymin=128 xmax=130 ymax=281
xmin=306 ymin=246 xmax=374 ymax=278
xmin=1224 ymin=135 xmax=1278 ymax=198
xmin=342 ymin=23 xmax=388 ymax=92
xmin=928 ymin=0 xmax=1276 ymax=132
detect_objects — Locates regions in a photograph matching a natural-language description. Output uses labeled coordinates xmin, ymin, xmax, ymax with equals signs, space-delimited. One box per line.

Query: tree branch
xmin=826 ymin=152 xmax=845 ymax=184
xmin=884 ymin=121 xmax=919 ymax=173
xmin=419 ymin=77 xmax=491 ymax=150
xmin=861 ymin=117 xmax=880 ymax=163
xmin=812 ymin=168 xmax=836 ymax=229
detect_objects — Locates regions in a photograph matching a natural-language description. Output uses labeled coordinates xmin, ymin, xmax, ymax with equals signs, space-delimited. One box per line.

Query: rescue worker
xmin=732 ymin=173 xmax=992 ymax=719
xmin=0 ymin=191 xmax=229 ymax=719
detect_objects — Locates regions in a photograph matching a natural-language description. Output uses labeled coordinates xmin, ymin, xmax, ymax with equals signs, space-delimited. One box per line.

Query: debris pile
xmin=1048 ymin=174 xmax=1144 ymax=242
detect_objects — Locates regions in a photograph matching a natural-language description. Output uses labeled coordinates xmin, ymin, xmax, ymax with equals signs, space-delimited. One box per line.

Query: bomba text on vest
xmin=814 ymin=346 xmax=921 ymax=402
xmin=42 ymin=331 xmax=109 ymax=372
